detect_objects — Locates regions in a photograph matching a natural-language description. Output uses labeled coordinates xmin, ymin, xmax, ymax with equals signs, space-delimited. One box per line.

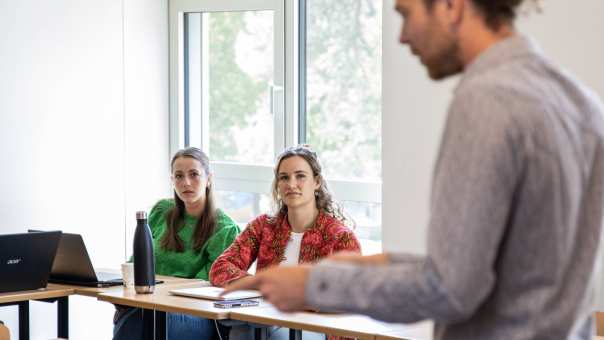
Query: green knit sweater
xmin=148 ymin=199 xmax=240 ymax=280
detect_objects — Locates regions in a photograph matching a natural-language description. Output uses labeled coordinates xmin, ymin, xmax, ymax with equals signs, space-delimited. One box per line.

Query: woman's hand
xmin=221 ymin=266 xmax=311 ymax=312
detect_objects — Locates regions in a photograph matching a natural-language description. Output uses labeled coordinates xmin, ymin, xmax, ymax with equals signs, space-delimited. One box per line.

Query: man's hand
xmin=221 ymin=266 xmax=311 ymax=312
xmin=327 ymin=252 xmax=390 ymax=265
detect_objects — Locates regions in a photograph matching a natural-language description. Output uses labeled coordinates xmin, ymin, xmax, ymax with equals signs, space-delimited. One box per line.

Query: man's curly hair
xmin=424 ymin=0 xmax=539 ymax=30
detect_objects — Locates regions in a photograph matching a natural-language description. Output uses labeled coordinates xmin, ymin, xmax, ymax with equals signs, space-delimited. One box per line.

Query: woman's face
xmin=277 ymin=156 xmax=320 ymax=211
xmin=171 ymin=156 xmax=210 ymax=207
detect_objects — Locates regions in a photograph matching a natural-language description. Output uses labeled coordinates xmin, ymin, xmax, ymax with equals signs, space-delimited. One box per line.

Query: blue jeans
xmin=113 ymin=308 xmax=217 ymax=340
xmin=219 ymin=320 xmax=325 ymax=340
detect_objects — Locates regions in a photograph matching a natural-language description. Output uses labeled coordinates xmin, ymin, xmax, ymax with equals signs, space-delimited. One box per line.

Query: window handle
xmin=269 ymin=83 xmax=284 ymax=115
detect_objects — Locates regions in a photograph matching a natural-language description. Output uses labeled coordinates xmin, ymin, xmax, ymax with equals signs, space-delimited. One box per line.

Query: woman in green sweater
xmin=113 ymin=147 xmax=240 ymax=340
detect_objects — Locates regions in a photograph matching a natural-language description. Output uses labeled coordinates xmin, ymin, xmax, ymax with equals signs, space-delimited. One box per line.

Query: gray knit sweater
xmin=306 ymin=35 xmax=604 ymax=340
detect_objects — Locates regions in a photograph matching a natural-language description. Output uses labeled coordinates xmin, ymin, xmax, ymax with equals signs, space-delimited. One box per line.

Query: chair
xmin=595 ymin=311 xmax=604 ymax=336
xmin=0 ymin=321 xmax=10 ymax=340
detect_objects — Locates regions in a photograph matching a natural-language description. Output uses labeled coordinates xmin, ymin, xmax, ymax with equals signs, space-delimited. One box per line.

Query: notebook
xmin=29 ymin=230 xmax=123 ymax=287
xmin=169 ymin=286 xmax=262 ymax=301
xmin=0 ymin=231 xmax=61 ymax=293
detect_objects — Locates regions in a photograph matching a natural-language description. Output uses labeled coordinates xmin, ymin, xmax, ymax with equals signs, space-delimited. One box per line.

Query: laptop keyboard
xmin=95 ymin=271 xmax=122 ymax=282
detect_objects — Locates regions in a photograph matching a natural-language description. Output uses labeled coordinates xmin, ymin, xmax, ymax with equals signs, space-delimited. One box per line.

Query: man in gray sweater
xmin=224 ymin=0 xmax=604 ymax=338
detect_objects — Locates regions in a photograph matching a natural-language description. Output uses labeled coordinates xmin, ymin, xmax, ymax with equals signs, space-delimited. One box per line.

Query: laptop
xmin=29 ymin=230 xmax=123 ymax=287
xmin=0 ymin=231 xmax=62 ymax=293
xmin=169 ymin=286 xmax=262 ymax=301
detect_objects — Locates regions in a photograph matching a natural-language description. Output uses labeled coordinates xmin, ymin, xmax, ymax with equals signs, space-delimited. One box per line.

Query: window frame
xmin=169 ymin=0 xmax=382 ymax=232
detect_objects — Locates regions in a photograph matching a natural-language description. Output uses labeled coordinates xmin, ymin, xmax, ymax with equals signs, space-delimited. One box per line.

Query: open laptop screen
xmin=29 ymin=230 xmax=122 ymax=286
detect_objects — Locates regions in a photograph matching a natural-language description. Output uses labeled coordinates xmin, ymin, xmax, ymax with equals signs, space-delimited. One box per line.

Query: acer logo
xmin=7 ymin=259 xmax=22 ymax=265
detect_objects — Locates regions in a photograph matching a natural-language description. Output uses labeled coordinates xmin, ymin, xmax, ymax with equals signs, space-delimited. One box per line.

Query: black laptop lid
xmin=0 ymin=231 xmax=61 ymax=293
xmin=29 ymin=230 xmax=123 ymax=286
xmin=48 ymin=232 xmax=98 ymax=282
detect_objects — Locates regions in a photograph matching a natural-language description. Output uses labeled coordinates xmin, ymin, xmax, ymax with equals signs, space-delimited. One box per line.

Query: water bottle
xmin=133 ymin=211 xmax=155 ymax=293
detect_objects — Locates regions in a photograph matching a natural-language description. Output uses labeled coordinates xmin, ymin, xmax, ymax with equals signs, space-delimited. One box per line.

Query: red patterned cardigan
xmin=209 ymin=211 xmax=361 ymax=287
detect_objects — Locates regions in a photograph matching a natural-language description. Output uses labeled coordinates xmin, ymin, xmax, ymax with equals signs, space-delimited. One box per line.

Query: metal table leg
xmin=254 ymin=326 xmax=268 ymax=340
xmin=289 ymin=329 xmax=302 ymax=340
xmin=57 ymin=296 xmax=68 ymax=339
xmin=155 ymin=310 xmax=167 ymax=340
xmin=141 ymin=308 xmax=154 ymax=340
xmin=18 ymin=301 xmax=29 ymax=340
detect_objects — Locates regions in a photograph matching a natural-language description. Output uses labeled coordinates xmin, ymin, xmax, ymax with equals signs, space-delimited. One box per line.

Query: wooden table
xmin=98 ymin=281 xmax=433 ymax=340
xmin=0 ymin=284 xmax=73 ymax=340
xmin=98 ymin=280 xmax=222 ymax=340
xmin=69 ymin=274 xmax=195 ymax=298
xmin=0 ymin=274 xmax=197 ymax=340
xmin=230 ymin=305 xmax=432 ymax=340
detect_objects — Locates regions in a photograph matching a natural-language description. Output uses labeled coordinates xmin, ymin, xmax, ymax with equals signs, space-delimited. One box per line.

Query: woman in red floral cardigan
xmin=210 ymin=145 xmax=361 ymax=287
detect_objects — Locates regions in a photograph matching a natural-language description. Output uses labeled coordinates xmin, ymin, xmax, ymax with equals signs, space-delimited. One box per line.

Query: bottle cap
xmin=136 ymin=211 xmax=147 ymax=219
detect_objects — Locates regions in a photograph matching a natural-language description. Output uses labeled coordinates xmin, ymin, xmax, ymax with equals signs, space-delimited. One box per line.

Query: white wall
xmin=381 ymin=1 xmax=456 ymax=254
xmin=382 ymin=0 xmax=604 ymax=301
xmin=0 ymin=0 xmax=169 ymax=338
xmin=123 ymin=0 xmax=172 ymax=258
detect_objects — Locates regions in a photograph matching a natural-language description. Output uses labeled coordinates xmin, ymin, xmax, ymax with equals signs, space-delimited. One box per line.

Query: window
xmin=300 ymin=0 xmax=382 ymax=249
xmin=301 ymin=0 xmax=382 ymax=181
xmin=184 ymin=10 xmax=281 ymax=165
xmin=170 ymin=0 xmax=382 ymax=250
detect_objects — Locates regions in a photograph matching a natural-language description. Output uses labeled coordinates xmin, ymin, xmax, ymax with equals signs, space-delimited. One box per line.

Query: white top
xmin=281 ymin=232 xmax=304 ymax=266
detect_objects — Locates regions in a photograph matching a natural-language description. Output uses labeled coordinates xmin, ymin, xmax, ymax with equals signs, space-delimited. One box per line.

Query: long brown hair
xmin=160 ymin=147 xmax=217 ymax=252
xmin=271 ymin=145 xmax=351 ymax=226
